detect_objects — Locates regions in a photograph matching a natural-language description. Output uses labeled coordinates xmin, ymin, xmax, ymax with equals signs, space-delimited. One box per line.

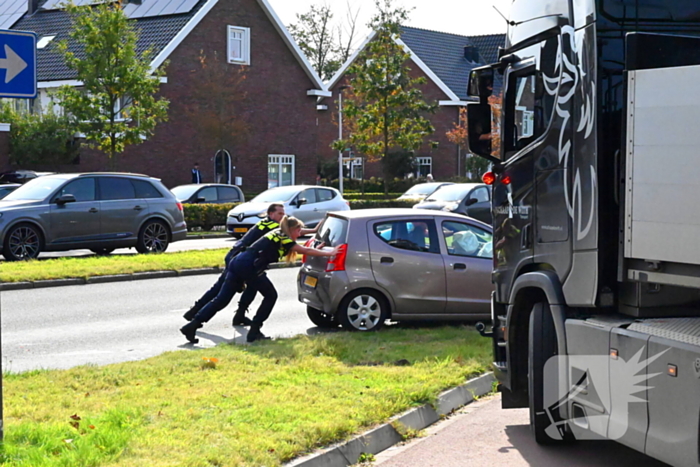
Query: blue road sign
xmin=0 ymin=29 xmax=36 ymax=98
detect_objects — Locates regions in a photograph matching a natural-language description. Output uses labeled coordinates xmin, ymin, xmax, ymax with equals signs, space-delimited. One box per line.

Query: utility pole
xmin=338 ymin=85 xmax=351 ymax=194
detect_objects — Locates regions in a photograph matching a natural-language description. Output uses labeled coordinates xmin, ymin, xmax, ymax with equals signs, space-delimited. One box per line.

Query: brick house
xmin=317 ymin=26 xmax=504 ymax=182
xmin=3 ymin=0 xmax=331 ymax=192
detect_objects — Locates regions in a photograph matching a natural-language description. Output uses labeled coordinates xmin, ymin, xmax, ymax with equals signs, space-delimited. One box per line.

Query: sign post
xmin=0 ymin=29 xmax=37 ymax=98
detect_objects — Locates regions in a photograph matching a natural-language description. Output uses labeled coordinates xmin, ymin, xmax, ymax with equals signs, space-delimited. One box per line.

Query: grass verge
xmin=0 ymin=249 xmax=232 ymax=283
xmin=2 ymin=326 xmax=490 ymax=467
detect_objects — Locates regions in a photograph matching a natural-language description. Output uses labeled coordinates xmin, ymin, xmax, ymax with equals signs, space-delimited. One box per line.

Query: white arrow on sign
xmin=0 ymin=44 xmax=27 ymax=84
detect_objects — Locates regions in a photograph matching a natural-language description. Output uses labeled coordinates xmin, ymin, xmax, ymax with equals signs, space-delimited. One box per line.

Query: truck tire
xmin=528 ymin=302 xmax=570 ymax=444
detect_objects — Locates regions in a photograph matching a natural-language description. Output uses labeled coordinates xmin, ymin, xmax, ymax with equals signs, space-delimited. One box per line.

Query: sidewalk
xmin=373 ymin=395 xmax=669 ymax=467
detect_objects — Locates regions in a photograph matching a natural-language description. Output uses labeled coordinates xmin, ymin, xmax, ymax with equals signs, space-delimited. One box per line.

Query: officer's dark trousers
xmin=192 ymin=247 xmax=256 ymax=312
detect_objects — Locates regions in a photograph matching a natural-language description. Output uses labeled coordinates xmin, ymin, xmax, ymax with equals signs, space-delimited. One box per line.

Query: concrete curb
xmin=0 ymin=262 xmax=302 ymax=291
xmin=286 ymin=372 xmax=496 ymax=467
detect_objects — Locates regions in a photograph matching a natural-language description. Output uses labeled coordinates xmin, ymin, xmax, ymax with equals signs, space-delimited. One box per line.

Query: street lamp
xmin=338 ymin=85 xmax=351 ymax=195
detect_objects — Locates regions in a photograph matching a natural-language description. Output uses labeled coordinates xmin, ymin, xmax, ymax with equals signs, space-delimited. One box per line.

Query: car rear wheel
xmin=136 ymin=220 xmax=170 ymax=254
xmin=338 ymin=290 xmax=388 ymax=332
xmin=306 ymin=306 xmax=338 ymax=328
xmin=91 ymin=248 xmax=115 ymax=256
xmin=3 ymin=223 xmax=43 ymax=261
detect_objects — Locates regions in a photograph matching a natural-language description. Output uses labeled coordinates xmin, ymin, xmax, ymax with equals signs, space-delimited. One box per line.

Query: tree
xmin=0 ymin=105 xmax=79 ymax=168
xmin=333 ymin=0 xmax=436 ymax=193
xmin=55 ymin=1 xmax=169 ymax=170
xmin=288 ymin=2 xmax=360 ymax=81
xmin=185 ymin=51 xmax=249 ymax=176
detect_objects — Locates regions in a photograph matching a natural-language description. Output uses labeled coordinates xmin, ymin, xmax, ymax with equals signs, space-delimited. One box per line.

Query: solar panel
xmin=172 ymin=0 xmax=197 ymax=15
xmin=38 ymin=0 xmax=200 ymax=19
xmin=0 ymin=0 xmax=26 ymax=29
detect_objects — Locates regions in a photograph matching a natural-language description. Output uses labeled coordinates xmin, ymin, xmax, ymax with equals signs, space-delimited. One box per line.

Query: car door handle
xmin=133 ymin=205 xmax=144 ymax=211
xmin=451 ymin=263 xmax=467 ymax=270
xmin=380 ymin=257 xmax=394 ymax=264
xmin=89 ymin=207 xmax=98 ymax=213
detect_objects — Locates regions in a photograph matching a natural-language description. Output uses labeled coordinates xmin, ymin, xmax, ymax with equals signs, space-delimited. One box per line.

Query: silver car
xmin=297 ymin=209 xmax=494 ymax=331
xmin=0 ymin=173 xmax=187 ymax=261
xmin=226 ymin=185 xmax=349 ymax=237
xmin=413 ymin=183 xmax=492 ymax=224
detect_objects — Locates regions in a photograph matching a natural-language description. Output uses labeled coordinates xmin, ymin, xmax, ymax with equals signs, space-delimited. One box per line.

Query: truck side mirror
xmin=467 ymin=103 xmax=499 ymax=162
xmin=468 ymin=68 xmax=494 ymax=103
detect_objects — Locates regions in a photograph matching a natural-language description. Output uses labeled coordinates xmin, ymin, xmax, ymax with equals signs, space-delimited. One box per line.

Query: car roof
xmin=41 ymin=172 xmax=153 ymax=181
xmin=330 ymin=208 xmax=491 ymax=226
xmin=173 ymin=183 xmax=241 ymax=188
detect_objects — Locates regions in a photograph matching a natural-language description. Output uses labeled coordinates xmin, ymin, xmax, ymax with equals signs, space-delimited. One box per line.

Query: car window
xmin=470 ymin=187 xmax=489 ymax=203
xmin=373 ymin=219 xmax=439 ymax=253
xmin=170 ymin=185 xmax=199 ymax=200
xmin=425 ymin=185 xmax=472 ymax=202
xmin=316 ymin=189 xmax=335 ymax=202
xmin=442 ymin=221 xmax=493 ymax=258
xmin=197 ymin=187 xmax=217 ymax=202
xmin=99 ymin=177 xmax=136 ymax=201
xmin=299 ymin=188 xmax=317 ymax=204
xmin=57 ymin=178 xmax=96 ymax=202
xmin=132 ymin=180 xmax=163 ymax=198
xmin=3 ymin=177 xmax=66 ymax=201
xmin=315 ymin=216 xmax=348 ymax=247
xmin=218 ymin=186 xmax=240 ymax=202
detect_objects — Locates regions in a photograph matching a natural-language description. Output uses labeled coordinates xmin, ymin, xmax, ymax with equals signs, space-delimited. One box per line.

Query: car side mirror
xmin=297 ymin=198 xmax=307 ymax=206
xmin=56 ymin=194 xmax=76 ymax=205
xmin=466 ymin=198 xmax=478 ymax=206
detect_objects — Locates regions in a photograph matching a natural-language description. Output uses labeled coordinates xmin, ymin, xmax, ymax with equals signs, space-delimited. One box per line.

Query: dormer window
xmin=227 ymin=26 xmax=250 ymax=65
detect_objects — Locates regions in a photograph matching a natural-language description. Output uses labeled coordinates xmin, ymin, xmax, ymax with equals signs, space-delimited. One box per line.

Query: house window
xmin=415 ymin=157 xmax=432 ymax=178
xmin=349 ymin=158 xmax=363 ymax=180
xmin=268 ymin=155 xmax=294 ymax=188
xmin=113 ymin=95 xmax=133 ymax=121
xmin=1 ymin=98 xmax=38 ymax=115
xmin=228 ymin=26 xmax=250 ymax=65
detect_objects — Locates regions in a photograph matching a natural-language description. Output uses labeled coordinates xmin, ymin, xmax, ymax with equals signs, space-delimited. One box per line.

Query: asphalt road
xmin=0 ymin=268 xmax=324 ymax=373
xmin=374 ymin=394 xmax=669 ymax=467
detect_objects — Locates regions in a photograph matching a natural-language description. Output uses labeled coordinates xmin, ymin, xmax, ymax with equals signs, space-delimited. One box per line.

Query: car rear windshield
xmin=315 ymin=216 xmax=348 ymax=247
xmin=426 ymin=185 xmax=471 ymax=202
xmin=3 ymin=177 xmax=67 ymax=201
xmin=253 ymin=187 xmax=300 ymax=203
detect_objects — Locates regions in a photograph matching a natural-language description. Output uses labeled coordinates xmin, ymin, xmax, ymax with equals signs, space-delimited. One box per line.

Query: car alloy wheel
xmin=339 ymin=290 xmax=387 ymax=332
xmin=136 ymin=220 xmax=170 ymax=254
xmin=4 ymin=224 xmax=42 ymax=261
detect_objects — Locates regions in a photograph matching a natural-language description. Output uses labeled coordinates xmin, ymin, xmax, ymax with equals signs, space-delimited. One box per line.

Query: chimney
xmin=28 ymin=0 xmax=39 ymax=15
xmin=463 ymin=45 xmax=480 ymax=63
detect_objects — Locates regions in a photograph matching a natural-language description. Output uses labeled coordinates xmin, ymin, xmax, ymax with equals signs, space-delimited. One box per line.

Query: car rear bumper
xmin=171 ymin=227 xmax=188 ymax=243
xmin=297 ymin=265 xmax=349 ymax=314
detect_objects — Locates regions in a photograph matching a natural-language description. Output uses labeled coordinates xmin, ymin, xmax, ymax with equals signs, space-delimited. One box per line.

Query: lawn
xmin=1 ymin=326 xmax=491 ymax=467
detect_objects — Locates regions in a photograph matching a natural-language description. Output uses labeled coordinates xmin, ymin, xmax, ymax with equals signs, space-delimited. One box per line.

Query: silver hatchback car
xmin=297 ymin=209 xmax=494 ymax=331
xmin=0 ymin=172 xmax=187 ymax=260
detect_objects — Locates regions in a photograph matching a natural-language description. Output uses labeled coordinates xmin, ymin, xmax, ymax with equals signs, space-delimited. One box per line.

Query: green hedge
xmin=347 ymin=200 xmax=416 ymax=209
xmin=183 ymin=203 xmax=239 ymax=231
xmin=343 ymin=193 xmax=403 ymax=201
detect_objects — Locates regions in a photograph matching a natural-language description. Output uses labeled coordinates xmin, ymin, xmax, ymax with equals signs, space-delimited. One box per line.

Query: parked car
xmin=298 ymin=209 xmax=493 ymax=331
xmin=0 ymin=183 xmax=20 ymax=199
xmin=0 ymin=173 xmax=187 ymax=261
xmin=397 ymin=182 xmax=453 ymax=201
xmin=171 ymin=183 xmax=244 ymax=204
xmin=226 ymin=185 xmax=349 ymax=238
xmin=412 ymin=183 xmax=492 ymax=224
xmin=0 ymin=170 xmax=39 ymax=184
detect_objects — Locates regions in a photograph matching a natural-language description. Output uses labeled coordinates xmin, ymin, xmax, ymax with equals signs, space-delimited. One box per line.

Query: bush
xmin=343 ymin=192 xmax=403 ymax=201
xmin=348 ymin=200 xmax=416 ymax=209
xmin=183 ymin=203 xmax=239 ymax=231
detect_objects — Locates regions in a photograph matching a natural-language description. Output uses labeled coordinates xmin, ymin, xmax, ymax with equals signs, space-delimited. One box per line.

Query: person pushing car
xmin=180 ymin=216 xmax=337 ymax=343
xmin=183 ymin=203 xmax=316 ymax=326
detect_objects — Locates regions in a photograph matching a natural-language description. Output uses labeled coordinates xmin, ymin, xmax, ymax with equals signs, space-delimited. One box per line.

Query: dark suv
xmin=0 ymin=173 xmax=187 ymax=260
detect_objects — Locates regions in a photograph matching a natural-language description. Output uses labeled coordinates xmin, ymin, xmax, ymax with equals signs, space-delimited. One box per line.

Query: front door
xmin=292 ymin=188 xmax=318 ymax=225
xmin=214 ymin=150 xmax=231 ymax=184
xmin=49 ymin=177 xmax=100 ymax=245
xmin=439 ymin=219 xmax=493 ymax=315
xmin=367 ymin=218 xmax=446 ymax=314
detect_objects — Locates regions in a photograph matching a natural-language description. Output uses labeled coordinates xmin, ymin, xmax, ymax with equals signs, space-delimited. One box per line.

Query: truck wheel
xmin=338 ymin=290 xmax=388 ymax=332
xmin=136 ymin=220 xmax=170 ymax=254
xmin=528 ymin=302 xmax=570 ymax=444
xmin=3 ymin=223 xmax=43 ymax=261
xmin=306 ymin=306 xmax=338 ymax=328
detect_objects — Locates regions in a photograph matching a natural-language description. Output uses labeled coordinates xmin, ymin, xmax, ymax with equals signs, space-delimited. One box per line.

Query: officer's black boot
xmin=183 ymin=306 xmax=199 ymax=321
xmin=180 ymin=319 xmax=203 ymax=344
xmin=232 ymin=308 xmax=253 ymax=326
xmin=246 ymin=324 xmax=271 ymax=343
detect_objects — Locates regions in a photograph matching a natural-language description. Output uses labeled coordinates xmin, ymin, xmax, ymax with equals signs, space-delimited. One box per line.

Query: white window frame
xmin=268 ymin=154 xmax=295 ymax=189
xmin=227 ymin=26 xmax=251 ymax=65
xmin=415 ymin=156 xmax=432 ymax=177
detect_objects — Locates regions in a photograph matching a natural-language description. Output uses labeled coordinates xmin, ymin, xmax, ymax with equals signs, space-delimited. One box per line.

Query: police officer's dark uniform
xmin=183 ymin=217 xmax=280 ymax=325
xmin=180 ymin=229 xmax=295 ymax=343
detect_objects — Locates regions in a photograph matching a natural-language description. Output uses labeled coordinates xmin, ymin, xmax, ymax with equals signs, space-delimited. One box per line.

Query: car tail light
xmin=326 ymin=244 xmax=348 ymax=272
xmin=176 ymin=202 xmax=184 ymax=211
xmin=301 ymin=238 xmax=314 ymax=263
xmin=482 ymin=172 xmax=496 ymax=185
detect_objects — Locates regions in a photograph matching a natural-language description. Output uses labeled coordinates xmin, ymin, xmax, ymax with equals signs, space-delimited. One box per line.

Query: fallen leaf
xmin=70 ymin=414 xmax=81 ymax=421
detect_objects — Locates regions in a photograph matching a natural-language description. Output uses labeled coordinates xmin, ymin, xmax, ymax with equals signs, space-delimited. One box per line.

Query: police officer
xmin=180 ymin=216 xmax=337 ymax=343
xmin=183 ymin=204 xmax=318 ymax=325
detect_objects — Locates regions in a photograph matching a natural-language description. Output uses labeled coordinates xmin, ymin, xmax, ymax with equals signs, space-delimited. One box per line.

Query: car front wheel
xmin=3 ymin=223 xmax=43 ymax=261
xmin=338 ymin=290 xmax=388 ymax=332
xmin=306 ymin=306 xmax=338 ymax=328
xmin=136 ymin=220 xmax=170 ymax=254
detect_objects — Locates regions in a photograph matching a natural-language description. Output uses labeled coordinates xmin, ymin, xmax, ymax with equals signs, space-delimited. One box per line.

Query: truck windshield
xmin=600 ymin=0 xmax=700 ymax=22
